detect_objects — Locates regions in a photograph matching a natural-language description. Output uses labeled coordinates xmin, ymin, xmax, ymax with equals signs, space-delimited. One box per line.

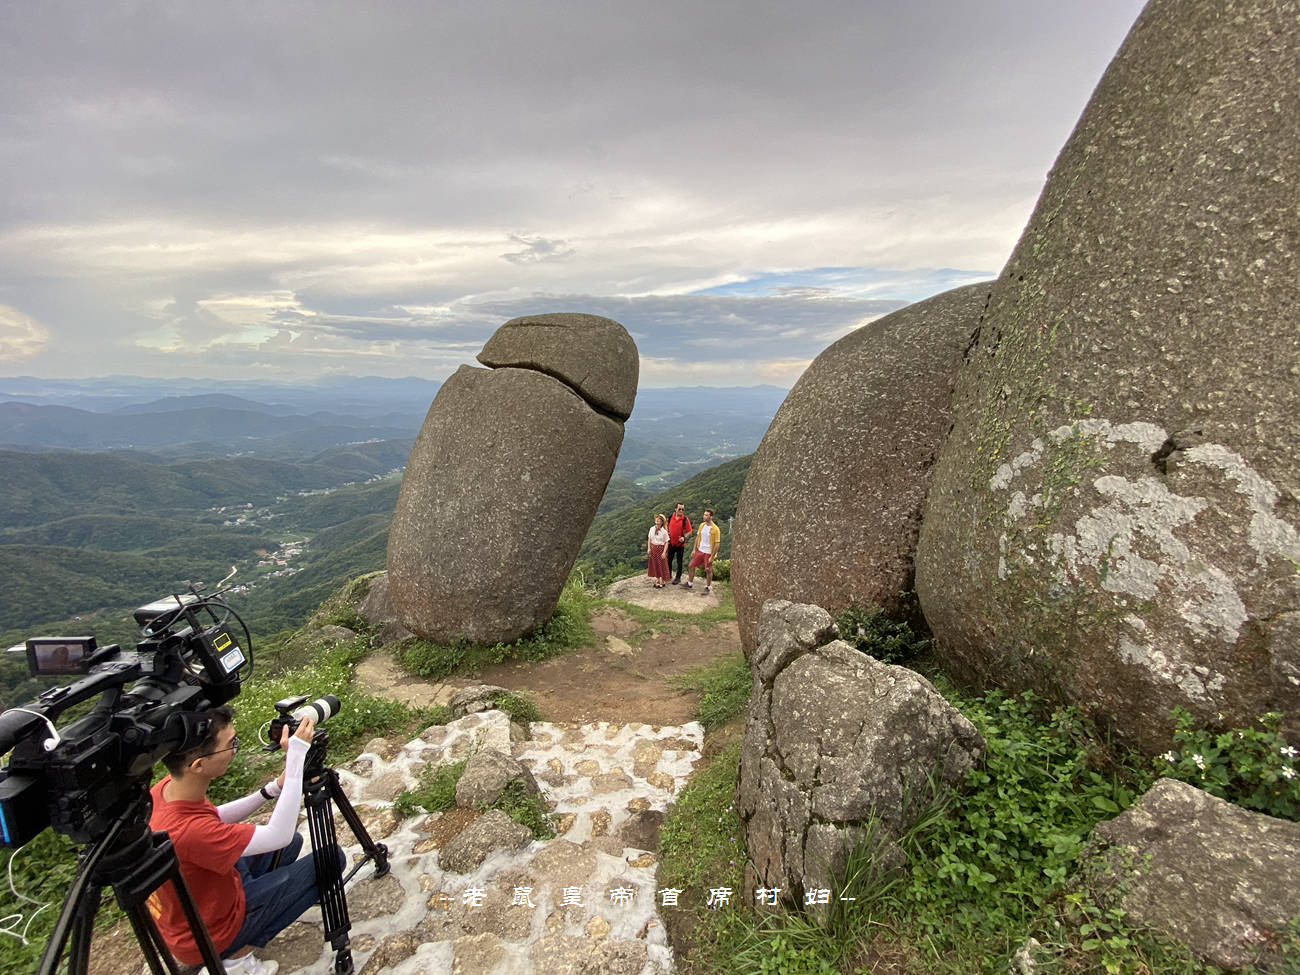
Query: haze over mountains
xmin=0 ymin=375 xmax=784 ymax=483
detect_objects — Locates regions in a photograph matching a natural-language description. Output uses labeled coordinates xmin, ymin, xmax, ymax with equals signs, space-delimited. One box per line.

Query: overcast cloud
xmin=0 ymin=1 xmax=1144 ymax=387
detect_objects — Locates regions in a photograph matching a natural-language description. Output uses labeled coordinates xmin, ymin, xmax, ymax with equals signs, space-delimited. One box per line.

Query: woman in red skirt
xmin=647 ymin=513 xmax=671 ymax=588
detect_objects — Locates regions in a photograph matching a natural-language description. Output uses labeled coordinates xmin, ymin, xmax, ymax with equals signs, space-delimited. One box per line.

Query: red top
xmin=667 ymin=513 xmax=692 ymax=545
xmin=147 ymin=776 xmax=255 ymax=963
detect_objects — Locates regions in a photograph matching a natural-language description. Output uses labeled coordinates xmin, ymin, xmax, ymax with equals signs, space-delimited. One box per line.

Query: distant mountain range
xmin=0 ymin=375 xmax=788 ymax=484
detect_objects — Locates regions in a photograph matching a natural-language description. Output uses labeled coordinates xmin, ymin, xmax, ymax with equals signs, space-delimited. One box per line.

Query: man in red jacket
xmin=666 ymin=502 xmax=693 ymax=585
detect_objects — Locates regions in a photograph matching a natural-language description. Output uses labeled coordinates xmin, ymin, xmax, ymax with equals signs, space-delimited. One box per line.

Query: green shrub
xmin=710 ymin=558 xmax=731 ymax=582
xmin=496 ymin=691 xmax=542 ymax=725
xmin=492 ymin=780 xmax=556 ymax=840
xmin=892 ymin=688 xmax=1150 ymax=945
xmin=833 ymin=605 xmax=928 ymax=664
xmin=1156 ymin=708 xmax=1300 ymax=821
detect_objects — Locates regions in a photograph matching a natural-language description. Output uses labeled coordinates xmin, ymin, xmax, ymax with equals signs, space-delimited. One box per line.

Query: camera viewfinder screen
xmin=26 ymin=637 xmax=95 ymax=675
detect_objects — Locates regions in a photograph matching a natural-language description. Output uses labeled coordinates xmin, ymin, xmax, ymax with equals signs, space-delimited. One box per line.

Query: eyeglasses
xmin=200 ymin=735 xmax=240 ymax=758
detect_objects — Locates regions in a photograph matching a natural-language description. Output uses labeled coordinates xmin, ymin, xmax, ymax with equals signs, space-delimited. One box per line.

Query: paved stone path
xmin=260 ymin=709 xmax=704 ymax=975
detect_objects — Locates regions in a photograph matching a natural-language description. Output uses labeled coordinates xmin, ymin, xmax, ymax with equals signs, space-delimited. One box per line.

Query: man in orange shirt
xmin=148 ymin=706 xmax=342 ymax=975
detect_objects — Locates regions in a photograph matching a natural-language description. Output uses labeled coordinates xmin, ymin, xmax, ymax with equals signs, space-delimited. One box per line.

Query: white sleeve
xmin=240 ymin=737 xmax=309 ymax=856
xmin=216 ymin=788 xmax=266 ymax=824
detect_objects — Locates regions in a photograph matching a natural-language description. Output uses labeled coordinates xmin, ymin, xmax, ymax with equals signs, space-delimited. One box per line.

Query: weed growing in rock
xmin=495 ymin=691 xmax=542 ymax=725
xmin=490 ymin=780 xmax=556 ymax=840
xmin=1156 ymin=708 xmax=1300 ymax=821
xmin=669 ymin=652 xmax=751 ymax=729
xmin=393 ymin=764 xmax=555 ymax=840
xmin=394 ymin=758 xmax=468 ymax=818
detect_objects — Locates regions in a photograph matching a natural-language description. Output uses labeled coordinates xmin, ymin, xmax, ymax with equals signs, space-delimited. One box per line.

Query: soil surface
xmin=448 ymin=607 xmax=739 ymax=726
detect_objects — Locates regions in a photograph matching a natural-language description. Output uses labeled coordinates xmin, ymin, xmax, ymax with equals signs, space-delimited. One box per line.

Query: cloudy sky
xmin=0 ymin=1 xmax=1144 ymax=388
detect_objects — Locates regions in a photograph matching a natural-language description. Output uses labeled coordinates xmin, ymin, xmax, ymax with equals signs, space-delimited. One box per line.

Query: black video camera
xmin=0 ymin=587 xmax=250 ymax=849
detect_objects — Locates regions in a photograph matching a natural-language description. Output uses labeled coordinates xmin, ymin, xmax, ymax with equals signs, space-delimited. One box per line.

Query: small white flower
xmin=1283 ymin=767 xmax=1296 ymax=780
xmin=1192 ymin=753 xmax=1206 ymax=770
xmin=1282 ymin=746 xmax=1298 ymax=759
xmin=1160 ymin=751 xmax=1178 ymax=763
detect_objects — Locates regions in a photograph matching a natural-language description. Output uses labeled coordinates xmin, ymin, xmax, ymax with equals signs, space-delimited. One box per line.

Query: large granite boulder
xmin=737 ymin=600 xmax=983 ymax=909
xmin=1080 ymin=778 xmax=1300 ymax=971
xmin=915 ymin=0 xmax=1300 ymax=749
xmin=389 ymin=315 xmax=637 ymax=645
xmin=732 ymin=282 xmax=991 ymax=656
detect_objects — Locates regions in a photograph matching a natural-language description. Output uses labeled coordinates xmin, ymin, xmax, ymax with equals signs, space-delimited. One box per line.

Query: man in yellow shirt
xmin=684 ymin=508 xmax=721 ymax=595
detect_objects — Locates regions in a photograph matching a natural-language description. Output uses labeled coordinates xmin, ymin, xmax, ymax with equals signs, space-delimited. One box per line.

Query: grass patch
xmin=600 ymin=584 xmax=738 ymax=644
xmin=658 ymin=739 xmax=745 ymax=907
xmin=669 ymin=652 xmax=751 ymax=729
xmin=398 ymin=570 xmax=596 ymax=680
xmin=394 ymin=758 xmax=467 ymax=818
xmin=493 ymin=779 xmax=556 ymax=840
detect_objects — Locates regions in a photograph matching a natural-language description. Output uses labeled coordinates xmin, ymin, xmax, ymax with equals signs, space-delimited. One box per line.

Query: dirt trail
xmin=362 ymin=581 xmax=740 ymax=727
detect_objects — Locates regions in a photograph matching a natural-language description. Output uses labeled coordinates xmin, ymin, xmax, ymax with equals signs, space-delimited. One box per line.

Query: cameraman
xmin=146 ymin=705 xmax=344 ymax=975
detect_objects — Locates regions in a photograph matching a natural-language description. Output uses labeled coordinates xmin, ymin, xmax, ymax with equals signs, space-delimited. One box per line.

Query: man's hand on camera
xmin=274 ymin=715 xmax=314 ymax=790
xmin=281 ymin=714 xmax=315 ymax=749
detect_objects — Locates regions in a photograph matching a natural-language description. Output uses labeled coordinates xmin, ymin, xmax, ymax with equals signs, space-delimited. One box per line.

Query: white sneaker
xmin=222 ymin=954 xmax=278 ymax=975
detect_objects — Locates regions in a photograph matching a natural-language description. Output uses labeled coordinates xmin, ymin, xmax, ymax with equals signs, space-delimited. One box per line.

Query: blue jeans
xmin=222 ymin=833 xmax=345 ymax=957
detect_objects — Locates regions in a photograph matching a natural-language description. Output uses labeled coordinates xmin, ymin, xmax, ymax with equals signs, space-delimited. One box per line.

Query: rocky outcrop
xmin=353 ymin=571 xmax=414 ymax=646
xmin=731 ymin=282 xmax=991 ymax=656
xmin=1080 ymin=778 xmax=1300 ymax=972
xmin=388 ymin=314 xmax=637 ymax=646
xmin=915 ymin=0 xmax=1300 ymax=748
xmin=737 ymin=600 xmax=983 ymax=908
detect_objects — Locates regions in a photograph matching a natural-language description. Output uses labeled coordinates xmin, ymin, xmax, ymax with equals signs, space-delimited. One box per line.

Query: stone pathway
xmin=259 ymin=708 xmax=704 ymax=975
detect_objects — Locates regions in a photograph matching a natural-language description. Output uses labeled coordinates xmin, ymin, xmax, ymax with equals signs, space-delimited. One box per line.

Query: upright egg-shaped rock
xmin=388 ymin=314 xmax=638 ymax=645
xmin=915 ymin=0 xmax=1300 ymax=749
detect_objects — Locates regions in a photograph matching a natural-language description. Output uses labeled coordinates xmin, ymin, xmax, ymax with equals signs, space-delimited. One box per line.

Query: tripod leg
xmin=62 ymin=883 xmax=102 ymax=975
xmin=324 ymin=769 xmax=388 ymax=880
xmin=122 ymin=900 xmax=179 ymax=975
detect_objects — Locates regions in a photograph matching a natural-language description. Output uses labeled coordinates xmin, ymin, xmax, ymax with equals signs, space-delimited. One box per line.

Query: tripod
xmin=38 ymin=794 xmax=226 ymax=975
xmin=299 ymin=728 xmax=389 ymax=975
